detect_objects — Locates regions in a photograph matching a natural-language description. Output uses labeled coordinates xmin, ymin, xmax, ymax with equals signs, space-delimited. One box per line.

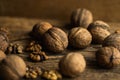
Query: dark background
xmin=0 ymin=0 xmax=120 ymax=22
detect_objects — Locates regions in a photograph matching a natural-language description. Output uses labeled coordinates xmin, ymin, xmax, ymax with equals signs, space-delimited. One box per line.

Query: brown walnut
xmin=43 ymin=27 xmax=68 ymax=53
xmin=0 ymin=50 xmax=6 ymax=61
xmin=0 ymin=55 xmax=26 ymax=80
xmin=68 ymin=27 xmax=92 ymax=49
xmin=31 ymin=22 xmax=52 ymax=40
xmin=96 ymin=46 xmax=120 ymax=68
xmin=59 ymin=52 xmax=86 ymax=77
xmin=71 ymin=8 xmax=93 ymax=28
xmin=88 ymin=20 xmax=110 ymax=44
xmin=102 ymin=32 xmax=120 ymax=51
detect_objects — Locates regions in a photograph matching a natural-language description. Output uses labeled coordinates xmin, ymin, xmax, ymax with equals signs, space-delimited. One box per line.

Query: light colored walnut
xmin=0 ymin=50 xmax=6 ymax=61
xmin=59 ymin=52 xmax=86 ymax=77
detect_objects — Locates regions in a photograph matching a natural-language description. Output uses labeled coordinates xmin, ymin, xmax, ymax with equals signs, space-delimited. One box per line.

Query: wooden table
xmin=0 ymin=17 xmax=120 ymax=80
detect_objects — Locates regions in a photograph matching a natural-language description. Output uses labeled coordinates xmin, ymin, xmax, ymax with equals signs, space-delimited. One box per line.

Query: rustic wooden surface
xmin=0 ymin=17 xmax=120 ymax=80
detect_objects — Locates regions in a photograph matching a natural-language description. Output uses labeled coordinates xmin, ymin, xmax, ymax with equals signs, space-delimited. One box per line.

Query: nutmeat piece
xmin=88 ymin=20 xmax=110 ymax=44
xmin=43 ymin=27 xmax=68 ymax=53
xmin=26 ymin=41 xmax=42 ymax=52
xmin=0 ymin=27 xmax=9 ymax=36
xmin=59 ymin=52 xmax=86 ymax=77
xmin=41 ymin=70 xmax=62 ymax=80
xmin=96 ymin=46 xmax=120 ymax=68
xmin=0 ymin=28 xmax=9 ymax=52
xmin=31 ymin=22 xmax=52 ymax=40
xmin=71 ymin=8 xmax=93 ymax=28
xmin=68 ymin=27 xmax=92 ymax=49
xmin=0 ymin=50 xmax=6 ymax=61
xmin=25 ymin=66 xmax=42 ymax=79
xmin=6 ymin=43 xmax=23 ymax=54
xmin=103 ymin=32 xmax=120 ymax=51
xmin=115 ymin=30 xmax=120 ymax=34
xmin=0 ymin=55 xmax=26 ymax=80
xmin=29 ymin=51 xmax=48 ymax=62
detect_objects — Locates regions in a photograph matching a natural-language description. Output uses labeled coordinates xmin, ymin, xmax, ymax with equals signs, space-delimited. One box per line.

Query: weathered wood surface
xmin=0 ymin=17 xmax=120 ymax=80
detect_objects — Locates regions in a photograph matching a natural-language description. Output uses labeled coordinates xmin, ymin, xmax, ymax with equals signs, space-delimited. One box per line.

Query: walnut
xmin=96 ymin=46 xmax=120 ymax=68
xmin=0 ymin=55 xmax=26 ymax=80
xmin=88 ymin=20 xmax=110 ymax=44
xmin=68 ymin=27 xmax=92 ymax=49
xmin=29 ymin=51 xmax=48 ymax=62
xmin=102 ymin=32 xmax=120 ymax=51
xmin=0 ymin=50 xmax=6 ymax=61
xmin=0 ymin=28 xmax=9 ymax=52
xmin=6 ymin=43 xmax=23 ymax=54
xmin=71 ymin=8 xmax=93 ymax=28
xmin=43 ymin=27 xmax=68 ymax=53
xmin=42 ymin=70 xmax=62 ymax=80
xmin=115 ymin=30 xmax=120 ymax=34
xmin=25 ymin=66 xmax=42 ymax=79
xmin=0 ymin=27 xmax=9 ymax=36
xmin=26 ymin=41 xmax=42 ymax=52
xmin=59 ymin=52 xmax=86 ymax=77
xmin=30 ymin=22 xmax=52 ymax=40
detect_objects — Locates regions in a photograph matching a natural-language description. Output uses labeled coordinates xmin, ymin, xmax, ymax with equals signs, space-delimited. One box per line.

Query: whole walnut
xmin=102 ymin=32 xmax=120 ymax=51
xmin=0 ymin=28 xmax=9 ymax=52
xmin=59 ymin=52 xmax=86 ymax=77
xmin=88 ymin=20 xmax=110 ymax=44
xmin=68 ymin=27 xmax=92 ymax=49
xmin=31 ymin=22 xmax=52 ymax=40
xmin=0 ymin=50 xmax=6 ymax=61
xmin=96 ymin=46 xmax=120 ymax=68
xmin=0 ymin=55 xmax=26 ymax=80
xmin=71 ymin=8 xmax=93 ymax=28
xmin=43 ymin=27 xmax=68 ymax=53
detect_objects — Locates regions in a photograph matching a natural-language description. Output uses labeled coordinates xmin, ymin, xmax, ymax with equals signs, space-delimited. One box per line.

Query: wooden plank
xmin=0 ymin=17 xmax=120 ymax=80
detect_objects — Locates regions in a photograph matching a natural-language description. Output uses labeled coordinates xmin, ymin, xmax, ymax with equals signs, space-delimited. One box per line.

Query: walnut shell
xmin=0 ymin=55 xmax=26 ymax=80
xmin=71 ymin=8 xmax=93 ymax=28
xmin=43 ymin=27 xmax=68 ymax=53
xmin=68 ymin=27 xmax=92 ymax=49
xmin=59 ymin=52 xmax=86 ymax=77
xmin=0 ymin=30 xmax=9 ymax=52
xmin=0 ymin=50 xmax=6 ymax=61
xmin=102 ymin=33 xmax=120 ymax=51
xmin=31 ymin=22 xmax=52 ymax=40
xmin=96 ymin=46 xmax=120 ymax=68
xmin=88 ymin=20 xmax=110 ymax=44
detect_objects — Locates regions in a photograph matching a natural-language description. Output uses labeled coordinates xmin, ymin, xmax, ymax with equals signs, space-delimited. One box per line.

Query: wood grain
xmin=0 ymin=17 xmax=120 ymax=80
